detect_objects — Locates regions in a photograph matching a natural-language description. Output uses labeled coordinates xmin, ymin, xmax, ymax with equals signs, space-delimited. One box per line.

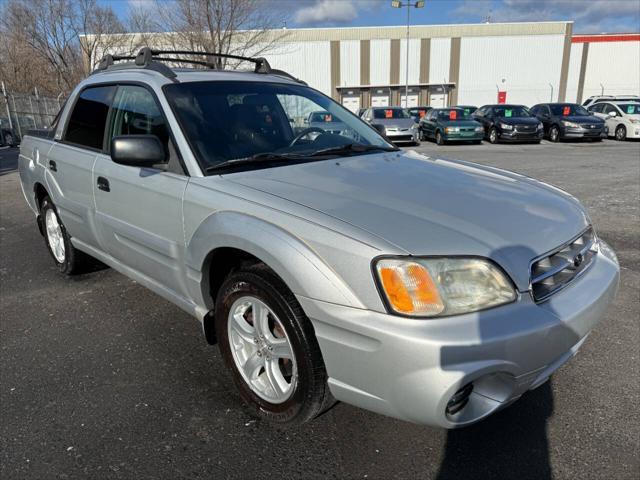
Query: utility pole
xmin=391 ymin=1 xmax=425 ymax=108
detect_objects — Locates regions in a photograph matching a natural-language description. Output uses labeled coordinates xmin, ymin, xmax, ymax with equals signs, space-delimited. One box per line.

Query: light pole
xmin=391 ymin=0 xmax=425 ymax=108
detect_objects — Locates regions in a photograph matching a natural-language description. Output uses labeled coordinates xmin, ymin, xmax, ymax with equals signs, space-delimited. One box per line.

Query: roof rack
xmin=92 ymin=47 xmax=306 ymax=85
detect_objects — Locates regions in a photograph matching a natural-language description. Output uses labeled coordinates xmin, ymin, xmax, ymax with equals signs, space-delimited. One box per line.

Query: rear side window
xmin=64 ymin=86 xmax=115 ymax=150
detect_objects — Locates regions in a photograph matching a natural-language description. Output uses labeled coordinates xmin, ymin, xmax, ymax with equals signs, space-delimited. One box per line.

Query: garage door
xmin=342 ymin=95 xmax=360 ymax=113
xmin=371 ymin=95 xmax=389 ymax=107
xmin=401 ymin=94 xmax=419 ymax=108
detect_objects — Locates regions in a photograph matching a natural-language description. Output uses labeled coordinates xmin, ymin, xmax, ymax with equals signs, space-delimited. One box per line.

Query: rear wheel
xmin=488 ymin=127 xmax=498 ymax=144
xmin=215 ymin=264 xmax=334 ymax=425
xmin=615 ymin=125 xmax=627 ymax=141
xmin=549 ymin=125 xmax=560 ymax=142
xmin=40 ymin=196 xmax=88 ymax=275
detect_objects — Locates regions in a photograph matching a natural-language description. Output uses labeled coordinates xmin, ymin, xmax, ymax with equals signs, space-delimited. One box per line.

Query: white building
xmin=86 ymin=22 xmax=640 ymax=112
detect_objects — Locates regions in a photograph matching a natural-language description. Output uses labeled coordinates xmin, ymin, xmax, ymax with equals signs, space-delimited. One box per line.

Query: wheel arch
xmin=186 ymin=211 xmax=364 ymax=338
xmin=34 ymin=182 xmax=49 ymax=236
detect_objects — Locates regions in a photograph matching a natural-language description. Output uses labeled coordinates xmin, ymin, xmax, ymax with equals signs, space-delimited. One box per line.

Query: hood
xmin=440 ymin=119 xmax=481 ymax=127
xmin=560 ymin=115 xmax=603 ymax=124
xmin=226 ymin=151 xmax=590 ymax=290
xmin=498 ymin=116 xmax=539 ymax=125
xmin=374 ymin=118 xmax=416 ymax=129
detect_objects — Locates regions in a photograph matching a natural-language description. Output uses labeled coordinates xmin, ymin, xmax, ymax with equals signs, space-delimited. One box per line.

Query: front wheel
xmin=488 ymin=127 xmax=498 ymax=144
xmin=436 ymin=130 xmax=445 ymax=145
xmin=615 ymin=125 xmax=627 ymax=141
xmin=215 ymin=264 xmax=334 ymax=425
xmin=549 ymin=126 xmax=560 ymax=142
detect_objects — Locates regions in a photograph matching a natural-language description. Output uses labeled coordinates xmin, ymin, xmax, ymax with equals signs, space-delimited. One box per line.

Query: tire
xmin=615 ymin=125 xmax=627 ymax=141
xmin=215 ymin=264 xmax=334 ymax=425
xmin=419 ymin=129 xmax=426 ymax=141
xmin=488 ymin=127 xmax=498 ymax=144
xmin=549 ymin=126 xmax=560 ymax=142
xmin=4 ymin=132 xmax=13 ymax=147
xmin=40 ymin=196 xmax=87 ymax=275
xmin=436 ymin=130 xmax=445 ymax=145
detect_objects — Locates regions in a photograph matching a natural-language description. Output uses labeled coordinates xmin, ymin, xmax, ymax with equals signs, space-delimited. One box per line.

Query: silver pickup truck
xmin=18 ymin=48 xmax=619 ymax=428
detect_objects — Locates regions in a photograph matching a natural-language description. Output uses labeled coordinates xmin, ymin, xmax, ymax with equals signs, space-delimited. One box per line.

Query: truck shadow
xmin=435 ymin=380 xmax=554 ymax=480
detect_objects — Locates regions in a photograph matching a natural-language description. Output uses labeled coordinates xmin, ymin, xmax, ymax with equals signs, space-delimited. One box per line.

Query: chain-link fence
xmin=1 ymin=85 xmax=65 ymax=144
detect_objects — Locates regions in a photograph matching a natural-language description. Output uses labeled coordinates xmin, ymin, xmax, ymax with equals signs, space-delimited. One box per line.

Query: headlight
xmin=630 ymin=119 xmax=640 ymax=124
xmin=375 ymin=258 xmax=516 ymax=317
xmin=561 ymin=120 xmax=580 ymax=128
xmin=411 ymin=123 xmax=419 ymax=130
xmin=537 ymin=122 xmax=544 ymax=130
xmin=445 ymin=127 xmax=460 ymax=133
xmin=499 ymin=123 xmax=513 ymax=130
xmin=475 ymin=126 xmax=484 ymax=132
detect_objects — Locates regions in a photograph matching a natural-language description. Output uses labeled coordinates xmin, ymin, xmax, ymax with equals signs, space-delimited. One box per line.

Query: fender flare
xmin=185 ymin=211 xmax=364 ymax=310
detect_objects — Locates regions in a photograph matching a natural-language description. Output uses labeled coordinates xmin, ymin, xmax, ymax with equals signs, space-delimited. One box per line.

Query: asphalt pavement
xmin=1 ymin=140 xmax=639 ymax=479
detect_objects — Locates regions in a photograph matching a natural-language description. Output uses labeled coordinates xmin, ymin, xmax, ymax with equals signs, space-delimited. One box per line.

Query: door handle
xmin=49 ymin=160 xmax=57 ymax=172
xmin=97 ymin=176 xmax=110 ymax=192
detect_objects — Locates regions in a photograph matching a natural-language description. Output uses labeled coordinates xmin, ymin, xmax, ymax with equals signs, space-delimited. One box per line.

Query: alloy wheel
xmin=45 ymin=209 xmax=65 ymax=263
xmin=227 ymin=296 xmax=297 ymax=404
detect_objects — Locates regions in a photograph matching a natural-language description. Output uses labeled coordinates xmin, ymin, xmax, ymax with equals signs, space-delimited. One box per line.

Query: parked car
xmin=582 ymin=95 xmax=639 ymax=108
xmin=418 ymin=107 xmax=484 ymax=145
xmin=18 ymin=48 xmax=619 ymax=429
xmin=473 ymin=104 xmax=544 ymax=143
xmin=356 ymin=107 xmax=367 ymax=118
xmin=407 ymin=106 xmax=432 ymax=122
xmin=361 ymin=106 xmax=420 ymax=144
xmin=588 ymin=101 xmax=640 ymax=140
xmin=530 ymin=103 xmax=606 ymax=142
xmin=306 ymin=110 xmax=350 ymax=137
xmin=455 ymin=105 xmax=478 ymax=116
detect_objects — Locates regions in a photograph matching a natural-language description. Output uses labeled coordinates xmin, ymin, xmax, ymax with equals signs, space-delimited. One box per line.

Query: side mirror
xmin=304 ymin=118 xmax=309 ymax=124
xmin=608 ymin=111 xmax=617 ymax=117
xmin=365 ymin=117 xmax=372 ymax=122
xmin=111 ymin=135 xmax=166 ymax=167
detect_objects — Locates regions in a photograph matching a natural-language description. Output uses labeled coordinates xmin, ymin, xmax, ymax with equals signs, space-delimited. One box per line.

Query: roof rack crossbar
xmin=93 ymin=47 xmax=304 ymax=84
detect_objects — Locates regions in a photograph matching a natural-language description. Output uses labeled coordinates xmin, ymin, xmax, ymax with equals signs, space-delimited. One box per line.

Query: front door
xmin=93 ymin=84 xmax=189 ymax=296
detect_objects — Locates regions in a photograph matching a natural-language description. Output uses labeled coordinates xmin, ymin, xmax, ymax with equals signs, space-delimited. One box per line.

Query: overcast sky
xmin=110 ymin=0 xmax=640 ymax=34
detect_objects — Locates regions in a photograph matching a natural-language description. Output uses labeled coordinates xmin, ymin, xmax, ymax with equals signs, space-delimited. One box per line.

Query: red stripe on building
xmin=572 ymin=34 xmax=640 ymax=43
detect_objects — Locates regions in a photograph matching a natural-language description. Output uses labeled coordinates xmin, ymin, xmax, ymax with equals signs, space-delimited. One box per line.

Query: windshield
xmin=435 ymin=108 xmax=471 ymax=120
xmin=372 ymin=108 xmax=411 ymax=119
xmin=163 ymin=81 xmax=392 ymax=171
xmin=408 ymin=108 xmax=429 ymax=119
xmin=549 ymin=104 xmax=589 ymax=116
xmin=616 ymin=103 xmax=640 ymax=115
xmin=493 ymin=106 xmax=531 ymax=118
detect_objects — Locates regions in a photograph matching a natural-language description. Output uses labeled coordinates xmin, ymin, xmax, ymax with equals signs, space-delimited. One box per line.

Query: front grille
xmin=530 ymin=227 xmax=597 ymax=302
xmin=516 ymin=125 xmax=536 ymax=132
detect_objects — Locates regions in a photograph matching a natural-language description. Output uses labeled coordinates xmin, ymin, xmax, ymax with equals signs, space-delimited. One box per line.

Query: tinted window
xmin=372 ymin=108 xmax=410 ymax=119
xmin=108 ymin=85 xmax=170 ymax=147
xmin=493 ymin=106 xmax=530 ymax=117
xmin=435 ymin=108 xmax=471 ymax=120
xmin=308 ymin=111 xmax=340 ymax=123
xmin=589 ymin=103 xmax=603 ymax=113
xmin=603 ymin=104 xmax=618 ymax=114
xmin=549 ymin=104 xmax=589 ymax=116
xmin=616 ymin=103 xmax=640 ymax=115
xmin=64 ymin=86 xmax=115 ymax=149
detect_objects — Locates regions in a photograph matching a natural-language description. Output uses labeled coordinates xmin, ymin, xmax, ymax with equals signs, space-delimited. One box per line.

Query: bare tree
xmin=153 ymin=0 xmax=289 ymax=68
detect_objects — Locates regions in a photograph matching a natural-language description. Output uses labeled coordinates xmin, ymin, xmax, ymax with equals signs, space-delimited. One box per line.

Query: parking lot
xmin=1 ymin=140 xmax=638 ymax=479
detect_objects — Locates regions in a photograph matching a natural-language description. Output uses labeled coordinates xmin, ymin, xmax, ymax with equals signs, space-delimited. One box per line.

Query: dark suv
xmin=473 ymin=104 xmax=543 ymax=143
xmin=531 ymin=103 xmax=606 ymax=142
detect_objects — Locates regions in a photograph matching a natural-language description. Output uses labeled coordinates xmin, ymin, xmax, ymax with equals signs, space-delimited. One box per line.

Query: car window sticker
xmin=385 ymin=109 xmax=393 ymax=119
xmin=505 ymin=109 xmax=512 ymax=117
xmin=563 ymin=106 xmax=571 ymax=116
xmin=449 ymin=110 xmax=457 ymax=120
xmin=627 ymin=105 xmax=635 ymax=114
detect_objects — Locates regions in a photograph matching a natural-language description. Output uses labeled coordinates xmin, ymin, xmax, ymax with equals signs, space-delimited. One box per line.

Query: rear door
xmin=93 ymin=84 xmax=189 ymax=296
xmin=47 ymin=85 xmax=116 ymax=249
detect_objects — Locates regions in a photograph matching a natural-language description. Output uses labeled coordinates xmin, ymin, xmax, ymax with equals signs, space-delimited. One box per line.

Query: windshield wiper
xmin=205 ymin=152 xmax=304 ymax=173
xmin=308 ymin=143 xmax=398 ymax=157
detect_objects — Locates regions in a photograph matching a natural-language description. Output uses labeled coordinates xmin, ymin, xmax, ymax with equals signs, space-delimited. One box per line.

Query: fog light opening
xmin=446 ymin=383 xmax=474 ymax=416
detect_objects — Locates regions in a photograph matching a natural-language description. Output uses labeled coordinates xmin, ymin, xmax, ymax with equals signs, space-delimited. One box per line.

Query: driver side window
xmin=108 ymin=85 xmax=184 ymax=174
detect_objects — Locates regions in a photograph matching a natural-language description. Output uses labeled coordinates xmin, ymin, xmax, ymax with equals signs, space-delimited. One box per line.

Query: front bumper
xmin=444 ymin=131 xmax=484 ymax=142
xmin=498 ymin=129 xmax=544 ymax=142
xmin=298 ymin=242 xmax=619 ymax=428
xmin=561 ymin=125 xmax=606 ymax=139
xmin=624 ymin=125 xmax=640 ymax=138
xmin=385 ymin=129 xmax=419 ymax=143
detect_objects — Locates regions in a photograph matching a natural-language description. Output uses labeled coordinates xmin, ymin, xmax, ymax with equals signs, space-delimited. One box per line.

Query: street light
xmin=391 ymin=0 xmax=425 ymax=108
